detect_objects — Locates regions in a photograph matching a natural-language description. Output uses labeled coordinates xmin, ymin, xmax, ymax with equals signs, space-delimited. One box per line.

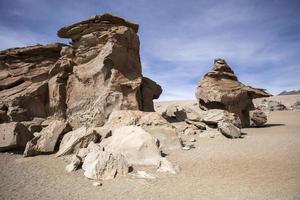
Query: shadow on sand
xmin=259 ymin=123 xmax=285 ymax=128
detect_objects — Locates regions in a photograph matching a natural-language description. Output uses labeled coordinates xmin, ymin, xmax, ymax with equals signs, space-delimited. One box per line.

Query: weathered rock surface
xmin=258 ymin=99 xmax=287 ymax=111
xmin=162 ymin=104 xmax=201 ymax=122
xmin=291 ymin=101 xmax=300 ymax=111
xmin=56 ymin=127 xmax=100 ymax=157
xmin=196 ymin=58 xmax=271 ymax=127
xmin=23 ymin=120 xmax=71 ymax=157
xmin=249 ymin=110 xmax=267 ymax=127
xmin=21 ymin=117 xmax=45 ymax=134
xmin=82 ymin=149 xmax=130 ymax=180
xmin=157 ymin=157 xmax=178 ymax=174
xmin=0 ymin=44 xmax=65 ymax=123
xmin=201 ymin=109 xmax=242 ymax=128
xmin=0 ymin=122 xmax=32 ymax=151
xmin=65 ymin=155 xmax=82 ymax=172
xmin=103 ymin=110 xmax=181 ymax=150
xmin=58 ymin=13 xmax=162 ymax=128
xmin=101 ymin=126 xmax=162 ymax=166
xmin=140 ymin=77 xmax=162 ymax=112
xmin=218 ymin=122 xmax=241 ymax=139
xmin=0 ymin=13 xmax=162 ymax=153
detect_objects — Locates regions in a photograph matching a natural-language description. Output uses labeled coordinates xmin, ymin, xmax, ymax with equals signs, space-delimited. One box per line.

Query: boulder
xmin=65 ymin=155 xmax=82 ymax=172
xmin=261 ymin=100 xmax=286 ymax=111
xmin=161 ymin=104 xmax=201 ymax=122
xmin=291 ymin=101 xmax=300 ymax=111
xmin=56 ymin=127 xmax=100 ymax=157
xmin=218 ymin=122 xmax=241 ymax=139
xmin=184 ymin=119 xmax=206 ymax=130
xmin=82 ymin=150 xmax=130 ymax=180
xmin=196 ymin=58 xmax=271 ymax=127
xmin=157 ymin=157 xmax=177 ymax=174
xmin=101 ymin=126 xmax=162 ymax=166
xmin=199 ymin=128 xmax=222 ymax=138
xmin=0 ymin=122 xmax=32 ymax=151
xmin=201 ymin=109 xmax=241 ymax=128
xmin=249 ymin=110 xmax=267 ymax=127
xmin=103 ymin=110 xmax=181 ymax=150
xmin=23 ymin=120 xmax=71 ymax=157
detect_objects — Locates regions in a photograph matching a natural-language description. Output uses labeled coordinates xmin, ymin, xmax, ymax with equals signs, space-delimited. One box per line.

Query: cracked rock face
xmin=58 ymin=13 xmax=162 ymax=128
xmin=196 ymin=58 xmax=271 ymax=127
xmin=0 ymin=14 xmax=161 ymax=127
xmin=0 ymin=43 xmax=65 ymax=123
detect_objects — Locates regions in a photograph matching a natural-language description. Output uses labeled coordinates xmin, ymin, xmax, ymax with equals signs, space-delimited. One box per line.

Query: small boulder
xmin=250 ymin=110 xmax=267 ymax=127
xmin=104 ymin=110 xmax=181 ymax=150
xmin=23 ymin=120 xmax=71 ymax=157
xmin=258 ymin=99 xmax=287 ymax=111
xmin=184 ymin=119 xmax=206 ymax=130
xmin=101 ymin=126 xmax=162 ymax=166
xmin=82 ymin=150 xmax=130 ymax=180
xmin=56 ymin=127 xmax=99 ymax=157
xmin=65 ymin=155 xmax=82 ymax=172
xmin=161 ymin=104 xmax=201 ymax=122
xmin=218 ymin=122 xmax=241 ymax=139
xmin=157 ymin=157 xmax=177 ymax=174
xmin=291 ymin=101 xmax=300 ymax=111
xmin=201 ymin=109 xmax=241 ymax=128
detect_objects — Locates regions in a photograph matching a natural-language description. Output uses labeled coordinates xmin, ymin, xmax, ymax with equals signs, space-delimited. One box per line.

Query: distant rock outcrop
xmin=196 ymin=58 xmax=271 ymax=127
xmin=278 ymin=90 xmax=300 ymax=96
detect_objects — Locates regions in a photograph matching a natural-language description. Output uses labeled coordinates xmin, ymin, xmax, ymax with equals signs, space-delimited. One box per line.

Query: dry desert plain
xmin=0 ymin=96 xmax=300 ymax=200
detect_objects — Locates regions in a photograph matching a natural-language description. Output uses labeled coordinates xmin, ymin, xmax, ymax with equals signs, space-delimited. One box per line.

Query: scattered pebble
xmin=189 ymin=138 xmax=196 ymax=142
xmin=182 ymin=146 xmax=191 ymax=151
xmin=92 ymin=181 xmax=102 ymax=187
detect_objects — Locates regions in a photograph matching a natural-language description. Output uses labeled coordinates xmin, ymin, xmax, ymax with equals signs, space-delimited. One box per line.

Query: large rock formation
xmin=196 ymin=58 xmax=271 ymax=127
xmin=0 ymin=14 xmax=162 ymax=151
xmin=57 ymin=13 xmax=162 ymax=128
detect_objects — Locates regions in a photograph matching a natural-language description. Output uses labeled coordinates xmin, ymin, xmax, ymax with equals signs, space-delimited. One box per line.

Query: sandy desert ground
xmin=1 ymin=102 xmax=300 ymax=200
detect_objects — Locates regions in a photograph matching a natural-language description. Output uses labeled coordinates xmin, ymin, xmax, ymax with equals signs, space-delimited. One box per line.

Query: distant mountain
xmin=278 ymin=90 xmax=300 ymax=96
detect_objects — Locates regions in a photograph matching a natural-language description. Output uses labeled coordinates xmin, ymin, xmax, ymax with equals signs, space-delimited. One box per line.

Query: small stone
xmin=189 ymin=138 xmax=196 ymax=142
xmin=157 ymin=158 xmax=177 ymax=174
xmin=92 ymin=181 xmax=102 ymax=187
xmin=182 ymin=146 xmax=191 ymax=151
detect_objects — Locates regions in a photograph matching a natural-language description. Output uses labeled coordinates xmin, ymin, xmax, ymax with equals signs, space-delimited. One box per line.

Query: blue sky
xmin=0 ymin=0 xmax=299 ymax=100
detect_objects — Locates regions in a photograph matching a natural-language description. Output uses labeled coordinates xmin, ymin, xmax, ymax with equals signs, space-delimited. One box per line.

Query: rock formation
xmin=196 ymin=58 xmax=271 ymax=127
xmin=57 ymin=13 xmax=162 ymax=128
xmin=0 ymin=44 xmax=65 ymax=123
xmin=249 ymin=110 xmax=267 ymax=127
xmin=0 ymin=13 xmax=162 ymax=152
xmin=257 ymin=99 xmax=287 ymax=111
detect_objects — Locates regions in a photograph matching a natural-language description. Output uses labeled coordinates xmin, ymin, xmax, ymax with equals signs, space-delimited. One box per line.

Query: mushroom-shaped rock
xmin=196 ymin=58 xmax=271 ymax=127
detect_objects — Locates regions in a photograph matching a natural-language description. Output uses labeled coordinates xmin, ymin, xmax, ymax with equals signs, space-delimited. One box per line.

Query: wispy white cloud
xmin=0 ymin=0 xmax=299 ymax=100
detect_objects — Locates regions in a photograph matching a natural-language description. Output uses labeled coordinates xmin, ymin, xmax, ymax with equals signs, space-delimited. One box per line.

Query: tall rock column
xmin=57 ymin=14 xmax=161 ymax=128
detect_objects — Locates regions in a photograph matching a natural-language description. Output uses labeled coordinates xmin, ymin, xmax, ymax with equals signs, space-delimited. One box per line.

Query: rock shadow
xmin=259 ymin=123 xmax=285 ymax=128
